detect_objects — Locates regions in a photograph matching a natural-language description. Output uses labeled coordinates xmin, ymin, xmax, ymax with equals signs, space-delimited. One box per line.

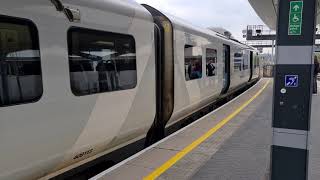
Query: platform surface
xmin=192 ymin=79 xmax=272 ymax=180
xmin=192 ymin=80 xmax=320 ymax=180
xmin=92 ymin=79 xmax=272 ymax=180
xmin=309 ymin=80 xmax=320 ymax=180
xmin=92 ymin=79 xmax=320 ymax=180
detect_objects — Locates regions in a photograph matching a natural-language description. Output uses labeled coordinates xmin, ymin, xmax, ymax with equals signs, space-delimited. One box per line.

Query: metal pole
xmin=271 ymin=0 xmax=316 ymax=180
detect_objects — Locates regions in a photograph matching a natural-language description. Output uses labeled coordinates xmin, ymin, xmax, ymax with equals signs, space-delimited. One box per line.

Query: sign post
xmin=271 ymin=0 xmax=317 ymax=179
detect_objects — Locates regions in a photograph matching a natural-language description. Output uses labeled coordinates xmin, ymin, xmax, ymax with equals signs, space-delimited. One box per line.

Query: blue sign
xmin=285 ymin=75 xmax=299 ymax=87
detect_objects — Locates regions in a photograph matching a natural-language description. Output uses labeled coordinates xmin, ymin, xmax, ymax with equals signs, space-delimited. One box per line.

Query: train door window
xmin=185 ymin=45 xmax=202 ymax=81
xmin=233 ymin=51 xmax=243 ymax=72
xmin=253 ymin=54 xmax=257 ymax=68
xmin=206 ymin=48 xmax=217 ymax=77
xmin=0 ymin=16 xmax=42 ymax=107
xmin=243 ymin=51 xmax=249 ymax=70
xmin=223 ymin=45 xmax=230 ymax=75
xmin=254 ymin=53 xmax=259 ymax=68
xmin=68 ymin=28 xmax=137 ymax=96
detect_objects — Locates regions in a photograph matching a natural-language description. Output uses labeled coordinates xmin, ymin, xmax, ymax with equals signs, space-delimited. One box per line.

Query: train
xmin=0 ymin=0 xmax=261 ymax=179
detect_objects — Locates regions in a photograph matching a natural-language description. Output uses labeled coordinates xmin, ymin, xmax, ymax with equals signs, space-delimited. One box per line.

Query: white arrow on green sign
xmin=288 ymin=1 xmax=303 ymax=35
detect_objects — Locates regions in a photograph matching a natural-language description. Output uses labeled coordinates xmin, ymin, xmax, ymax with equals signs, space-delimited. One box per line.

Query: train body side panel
xmin=167 ymin=28 xmax=224 ymax=126
xmin=0 ymin=0 xmax=155 ymax=179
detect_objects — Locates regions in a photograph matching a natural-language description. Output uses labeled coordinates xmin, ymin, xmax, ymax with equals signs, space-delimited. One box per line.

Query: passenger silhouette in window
xmin=194 ymin=60 xmax=202 ymax=78
xmin=184 ymin=46 xmax=202 ymax=81
xmin=206 ymin=60 xmax=216 ymax=76
xmin=105 ymin=60 xmax=119 ymax=90
xmin=206 ymin=49 xmax=217 ymax=77
xmin=96 ymin=60 xmax=119 ymax=91
xmin=188 ymin=60 xmax=202 ymax=80
xmin=96 ymin=61 xmax=108 ymax=91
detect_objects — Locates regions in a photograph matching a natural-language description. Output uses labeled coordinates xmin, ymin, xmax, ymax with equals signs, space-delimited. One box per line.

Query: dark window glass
xmin=0 ymin=16 xmax=42 ymax=107
xmin=254 ymin=53 xmax=259 ymax=68
xmin=256 ymin=54 xmax=260 ymax=67
xmin=185 ymin=46 xmax=202 ymax=81
xmin=234 ymin=51 xmax=243 ymax=72
xmin=68 ymin=28 xmax=137 ymax=96
xmin=243 ymin=51 xmax=249 ymax=70
xmin=206 ymin=48 xmax=217 ymax=77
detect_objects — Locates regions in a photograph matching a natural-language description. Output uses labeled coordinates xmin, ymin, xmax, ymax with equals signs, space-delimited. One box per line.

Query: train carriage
xmin=0 ymin=1 xmax=260 ymax=179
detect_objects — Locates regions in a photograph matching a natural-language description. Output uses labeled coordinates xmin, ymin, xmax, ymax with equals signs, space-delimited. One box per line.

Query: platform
xmin=90 ymin=78 xmax=271 ymax=180
xmin=89 ymin=79 xmax=320 ymax=180
xmin=192 ymin=80 xmax=272 ymax=180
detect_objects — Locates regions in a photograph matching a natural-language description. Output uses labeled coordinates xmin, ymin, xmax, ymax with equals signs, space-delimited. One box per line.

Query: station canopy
xmin=248 ymin=0 xmax=320 ymax=30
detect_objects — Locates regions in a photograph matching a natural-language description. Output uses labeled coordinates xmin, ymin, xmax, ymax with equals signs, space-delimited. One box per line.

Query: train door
xmin=221 ymin=44 xmax=231 ymax=94
xmin=143 ymin=4 xmax=174 ymax=146
xmin=145 ymin=24 xmax=164 ymax=145
xmin=249 ymin=51 xmax=253 ymax=81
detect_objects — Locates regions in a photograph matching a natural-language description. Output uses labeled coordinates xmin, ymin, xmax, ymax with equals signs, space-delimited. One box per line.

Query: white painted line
xmin=90 ymin=79 xmax=264 ymax=180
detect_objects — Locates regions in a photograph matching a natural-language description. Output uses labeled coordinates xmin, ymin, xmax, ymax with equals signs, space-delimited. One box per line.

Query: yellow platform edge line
xmin=143 ymin=80 xmax=270 ymax=180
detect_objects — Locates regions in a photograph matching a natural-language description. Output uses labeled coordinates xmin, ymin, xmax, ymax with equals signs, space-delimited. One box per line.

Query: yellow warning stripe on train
xmin=143 ymin=80 xmax=270 ymax=180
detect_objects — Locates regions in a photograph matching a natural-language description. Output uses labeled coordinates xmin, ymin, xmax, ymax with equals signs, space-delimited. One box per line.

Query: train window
xmin=185 ymin=45 xmax=202 ymax=81
xmin=254 ymin=53 xmax=259 ymax=68
xmin=234 ymin=51 xmax=243 ymax=72
xmin=68 ymin=28 xmax=137 ymax=96
xmin=243 ymin=51 xmax=249 ymax=70
xmin=0 ymin=16 xmax=42 ymax=107
xmin=206 ymin=48 xmax=217 ymax=77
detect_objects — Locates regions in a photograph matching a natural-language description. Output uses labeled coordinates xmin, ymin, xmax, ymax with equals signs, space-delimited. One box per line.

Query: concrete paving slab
xmin=126 ymin=147 xmax=178 ymax=169
xmin=98 ymin=164 xmax=153 ymax=180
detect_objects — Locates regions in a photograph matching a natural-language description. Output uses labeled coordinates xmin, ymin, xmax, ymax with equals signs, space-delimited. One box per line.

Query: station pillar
xmin=271 ymin=0 xmax=317 ymax=180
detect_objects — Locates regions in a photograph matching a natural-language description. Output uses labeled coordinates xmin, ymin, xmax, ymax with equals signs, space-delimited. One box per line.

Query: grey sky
xmin=136 ymin=0 xmax=265 ymax=41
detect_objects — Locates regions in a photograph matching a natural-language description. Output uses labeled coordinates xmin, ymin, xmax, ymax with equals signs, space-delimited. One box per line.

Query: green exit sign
xmin=288 ymin=1 xmax=303 ymax=35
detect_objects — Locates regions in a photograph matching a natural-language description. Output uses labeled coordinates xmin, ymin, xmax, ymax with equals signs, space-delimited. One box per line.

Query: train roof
xmin=64 ymin=1 xmax=256 ymax=51
xmin=168 ymin=15 xmax=254 ymax=50
xmin=62 ymin=0 xmax=152 ymax=21
xmin=153 ymin=7 xmax=255 ymax=50
xmin=53 ymin=1 xmax=256 ymax=52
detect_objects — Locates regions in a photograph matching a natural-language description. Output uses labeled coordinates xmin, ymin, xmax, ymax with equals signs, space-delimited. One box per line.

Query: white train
xmin=0 ymin=0 xmax=261 ymax=179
